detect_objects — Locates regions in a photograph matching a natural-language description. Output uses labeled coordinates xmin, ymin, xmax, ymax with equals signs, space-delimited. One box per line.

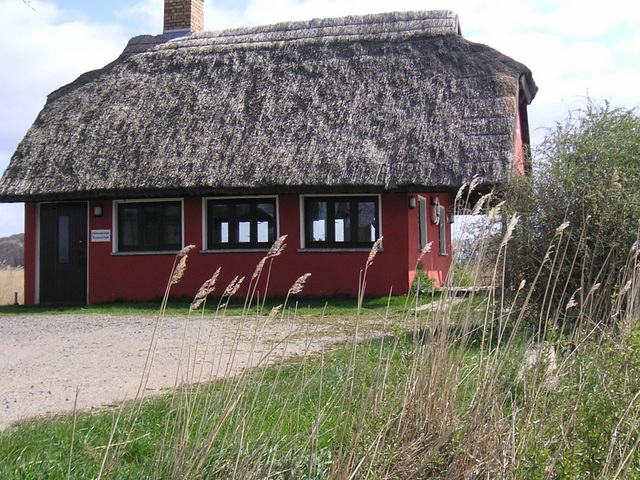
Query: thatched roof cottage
xmin=0 ymin=0 xmax=536 ymax=305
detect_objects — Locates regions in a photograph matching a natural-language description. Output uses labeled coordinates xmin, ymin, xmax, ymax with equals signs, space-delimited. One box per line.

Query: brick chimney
xmin=164 ymin=0 xmax=205 ymax=36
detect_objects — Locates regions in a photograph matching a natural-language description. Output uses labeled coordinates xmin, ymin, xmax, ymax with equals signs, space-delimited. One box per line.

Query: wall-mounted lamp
xmin=448 ymin=212 xmax=455 ymax=224
xmin=94 ymin=203 xmax=104 ymax=218
xmin=408 ymin=195 xmax=416 ymax=210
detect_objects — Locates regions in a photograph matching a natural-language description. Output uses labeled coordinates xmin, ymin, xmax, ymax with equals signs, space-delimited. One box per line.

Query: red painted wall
xmin=405 ymin=193 xmax=453 ymax=287
xmin=23 ymin=203 xmax=37 ymax=305
xmin=25 ymin=193 xmax=453 ymax=304
xmin=514 ymin=107 xmax=526 ymax=175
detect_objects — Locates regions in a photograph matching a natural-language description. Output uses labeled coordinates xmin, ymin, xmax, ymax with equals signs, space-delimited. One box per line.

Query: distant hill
xmin=0 ymin=233 xmax=24 ymax=268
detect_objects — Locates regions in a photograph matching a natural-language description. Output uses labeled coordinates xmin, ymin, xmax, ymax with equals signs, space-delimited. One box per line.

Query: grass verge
xmin=1 ymin=223 xmax=639 ymax=479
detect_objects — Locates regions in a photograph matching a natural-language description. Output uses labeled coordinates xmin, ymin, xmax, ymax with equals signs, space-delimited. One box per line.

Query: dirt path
xmin=0 ymin=313 xmax=348 ymax=431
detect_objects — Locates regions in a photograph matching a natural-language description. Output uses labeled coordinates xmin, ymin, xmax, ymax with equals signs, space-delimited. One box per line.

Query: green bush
xmin=451 ymin=262 xmax=475 ymax=287
xmin=410 ymin=263 xmax=435 ymax=294
xmin=505 ymin=99 xmax=640 ymax=328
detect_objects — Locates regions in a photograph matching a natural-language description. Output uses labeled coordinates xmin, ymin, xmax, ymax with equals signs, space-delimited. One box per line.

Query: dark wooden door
xmin=40 ymin=203 xmax=87 ymax=305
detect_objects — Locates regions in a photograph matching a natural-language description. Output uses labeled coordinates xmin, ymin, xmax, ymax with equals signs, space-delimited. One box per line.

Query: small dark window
xmin=57 ymin=215 xmax=70 ymax=264
xmin=418 ymin=196 xmax=428 ymax=250
xmin=117 ymin=201 xmax=182 ymax=252
xmin=207 ymin=198 xmax=277 ymax=249
xmin=304 ymin=196 xmax=379 ymax=248
xmin=438 ymin=205 xmax=447 ymax=255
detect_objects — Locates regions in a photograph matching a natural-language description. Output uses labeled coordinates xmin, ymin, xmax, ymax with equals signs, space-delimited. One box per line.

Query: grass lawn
xmin=2 ymin=297 xmax=640 ymax=479
xmin=2 ymin=231 xmax=639 ymax=478
xmin=0 ymin=293 xmax=424 ymax=317
xmin=0 ymin=330 xmax=428 ymax=479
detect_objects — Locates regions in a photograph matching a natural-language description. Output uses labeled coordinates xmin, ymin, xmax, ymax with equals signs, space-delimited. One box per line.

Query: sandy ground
xmin=0 ymin=313 xmax=348 ymax=431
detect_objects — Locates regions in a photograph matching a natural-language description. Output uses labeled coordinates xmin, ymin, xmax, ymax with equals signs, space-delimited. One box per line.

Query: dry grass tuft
xmin=0 ymin=266 xmax=23 ymax=305
xmin=5 ymin=208 xmax=640 ymax=479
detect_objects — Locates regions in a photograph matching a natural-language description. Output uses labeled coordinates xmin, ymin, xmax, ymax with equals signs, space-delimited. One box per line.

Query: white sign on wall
xmin=91 ymin=229 xmax=111 ymax=242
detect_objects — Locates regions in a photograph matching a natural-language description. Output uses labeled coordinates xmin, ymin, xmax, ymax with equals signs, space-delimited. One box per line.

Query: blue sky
xmin=0 ymin=0 xmax=639 ymax=237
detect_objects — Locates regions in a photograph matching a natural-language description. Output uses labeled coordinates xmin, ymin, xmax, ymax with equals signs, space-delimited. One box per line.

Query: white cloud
xmin=535 ymin=0 xmax=640 ymax=38
xmin=244 ymin=0 xmax=382 ymax=24
xmin=0 ymin=0 xmax=128 ymax=236
xmin=0 ymin=0 xmax=127 ymax=148
xmin=619 ymin=30 xmax=640 ymax=53
xmin=0 ymin=149 xmax=24 ymax=237
xmin=234 ymin=0 xmax=460 ymax=26
xmin=205 ymin=2 xmax=250 ymax=31
xmin=458 ymin=0 xmax=640 ymax=39
xmin=502 ymin=32 xmax=615 ymax=81
xmin=118 ymin=0 xmax=163 ymax=34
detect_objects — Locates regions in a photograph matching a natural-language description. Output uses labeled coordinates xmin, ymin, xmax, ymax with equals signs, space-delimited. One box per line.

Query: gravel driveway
xmin=0 ymin=313 xmax=344 ymax=431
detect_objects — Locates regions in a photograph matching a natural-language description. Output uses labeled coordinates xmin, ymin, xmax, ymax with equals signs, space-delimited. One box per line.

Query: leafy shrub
xmin=410 ymin=263 xmax=435 ymax=294
xmin=451 ymin=262 xmax=475 ymax=287
xmin=505 ymin=100 xmax=640 ymax=328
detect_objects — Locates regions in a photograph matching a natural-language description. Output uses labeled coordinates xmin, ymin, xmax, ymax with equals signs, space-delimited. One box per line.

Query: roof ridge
xmin=157 ymin=10 xmax=460 ymax=50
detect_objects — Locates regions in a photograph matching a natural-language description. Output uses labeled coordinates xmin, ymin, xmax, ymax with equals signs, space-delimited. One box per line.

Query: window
xmin=58 ymin=215 xmax=70 ymax=263
xmin=117 ymin=201 xmax=182 ymax=252
xmin=430 ymin=197 xmax=448 ymax=255
xmin=438 ymin=203 xmax=447 ymax=255
xmin=418 ymin=196 xmax=428 ymax=250
xmin=207 ymin=198 xmax=277 ymax=249
xmin=304 ymin=196 xmax=379 ymax=248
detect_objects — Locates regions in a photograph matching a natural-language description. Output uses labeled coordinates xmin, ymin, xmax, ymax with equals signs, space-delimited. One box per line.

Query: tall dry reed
xmin=85 ymin=208 xmax=640 ymax=479
xmin=0 ymin=265 xmax=23 ymax=305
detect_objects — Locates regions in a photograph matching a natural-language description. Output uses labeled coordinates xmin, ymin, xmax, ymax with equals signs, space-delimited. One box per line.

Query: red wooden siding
xmin=514 ymin=107 xmax=526 ymax=175
xmin=405 ymin=194 xmax=453 ymax=287
xmin=23 ymin=203 xmax=37 ymax=305
xmin=23 ymin=193 xmax=453 ymax=304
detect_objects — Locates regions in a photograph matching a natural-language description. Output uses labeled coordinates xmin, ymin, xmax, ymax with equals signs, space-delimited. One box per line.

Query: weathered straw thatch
xmin=0 ymin=11 xmax=536 ymax=202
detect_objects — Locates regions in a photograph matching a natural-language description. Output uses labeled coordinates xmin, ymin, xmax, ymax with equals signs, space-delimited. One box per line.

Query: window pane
xmin=142 ymin=205 xmax=161 ymax=247
xmin=235 ymin=203 xmax=251 ymax=243
xmin=164 ymin=205 xmax=181 ymax=246
xmin=207 ymin=199 xmax=277 ymax=249
xmin=334 ymin=201 xmax=351 ymax=242
xmin=418 ymin=196 xmax=427 ymax=249
xmin=304 ymin=196 xmax=379 ymax=247
xmin=256 ymin=202 xmax=275 ymax=243
xmin=118 ymin=201 xmax=182 ymax=252
xmin=121 ymin=206 xmax=139 ymax=247
xmin=58 ymin=215 xmax=69 ymax=264
xmin=357 ymin=201 xmax=377 ymax=243
xmin=309 ymin=201 xmax=327 ymax=242
xmin=438 ymin=205 xmax=447 ymax=255
xmin=210 ymin=203 xmax=230 ymax=244
xmin=220 ymin=223 xmax=229 ymax=243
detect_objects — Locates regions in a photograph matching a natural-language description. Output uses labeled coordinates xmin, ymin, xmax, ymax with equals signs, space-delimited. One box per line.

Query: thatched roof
xmin=0 ymin=11 xmax=537 ymax=202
